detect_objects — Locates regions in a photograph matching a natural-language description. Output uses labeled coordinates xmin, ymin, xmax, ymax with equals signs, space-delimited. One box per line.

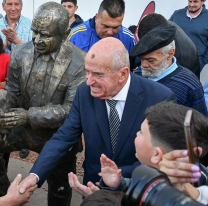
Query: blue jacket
xmin=70 ymin=14 xmax=84 ymax=29
xmin=30 ymin=73 xmax=175 ymax=187
xmin=68 ymin=16 xmax=136 ymax=52
xmin=169 ymin=5 xmax=208 ymax=63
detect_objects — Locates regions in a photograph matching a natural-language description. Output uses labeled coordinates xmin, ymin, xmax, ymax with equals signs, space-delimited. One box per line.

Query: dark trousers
xmin=0 ymin=128 xmax=83 ymax=206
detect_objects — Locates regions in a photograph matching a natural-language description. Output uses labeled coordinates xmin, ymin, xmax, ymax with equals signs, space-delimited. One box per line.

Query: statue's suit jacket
xmin=1 ymin=40 xmax=86 ymax=152
xmin=30 ymin=73 xmax=176 ymax=187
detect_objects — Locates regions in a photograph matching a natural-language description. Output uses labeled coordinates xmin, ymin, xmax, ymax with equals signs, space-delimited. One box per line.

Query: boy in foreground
xmin=69 ymin=102 xmax=208 ymax=204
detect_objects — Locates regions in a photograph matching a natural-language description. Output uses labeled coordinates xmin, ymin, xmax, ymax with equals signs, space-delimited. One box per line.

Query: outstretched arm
xmin=0 ymin=174 xmax=37 ymax=206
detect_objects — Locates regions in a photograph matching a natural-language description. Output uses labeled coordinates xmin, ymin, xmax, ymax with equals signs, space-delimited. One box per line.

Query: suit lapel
xmin=21 ymin=44 xmax=35 ymax=93
xmin=44 ymin=42 xmax=72 ymax=103
xmin=94 ymin=97 xmax=113 ymax=157
xmin=112 ymin=74 xmax=144 ymax=161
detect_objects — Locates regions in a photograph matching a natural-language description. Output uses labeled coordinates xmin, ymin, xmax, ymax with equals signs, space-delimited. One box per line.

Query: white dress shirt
xmin=105 ymin=74 xmax=131 ymax=121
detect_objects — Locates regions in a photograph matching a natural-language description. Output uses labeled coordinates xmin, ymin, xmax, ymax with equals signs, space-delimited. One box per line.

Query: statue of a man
xmin=0 ymin=2 xmax=86 ymax=206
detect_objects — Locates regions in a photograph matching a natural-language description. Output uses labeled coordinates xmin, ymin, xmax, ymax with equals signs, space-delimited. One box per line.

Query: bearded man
xmin=131 ymin=25 xmax=207 ymax=116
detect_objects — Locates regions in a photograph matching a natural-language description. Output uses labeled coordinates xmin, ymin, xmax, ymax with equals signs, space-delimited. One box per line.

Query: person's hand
xmin=0 ymin=81 xmax=6 ymax=88
xmin=0 ymin=108 xmax=29 ymax=129
xmin=159 ymin=149 xmax=201 ymax=200
xmin=100 ymin=154 xmax=122 ymax=188
xmin=1 ymin=27 xmax=16 ymax=42
xmin=0 ymin=174 xmax=37 ymax=206
xmin=1 ymin=24 xmax=23 ymax=45
xmin=68 ymin=172 xmax=99 ymax=197
xmin=19 ymin=174 xmax=38 ymax=194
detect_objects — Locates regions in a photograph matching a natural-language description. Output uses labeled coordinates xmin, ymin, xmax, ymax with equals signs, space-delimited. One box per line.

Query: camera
xmin=121 ymin=165 xmax=203 ymax=206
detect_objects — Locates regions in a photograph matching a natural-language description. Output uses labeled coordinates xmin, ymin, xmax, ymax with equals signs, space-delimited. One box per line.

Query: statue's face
xmin=31 ymin=13 xmax=62 ymax=54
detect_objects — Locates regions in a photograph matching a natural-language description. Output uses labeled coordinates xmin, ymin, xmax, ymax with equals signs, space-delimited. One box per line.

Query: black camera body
xmin=122 ymin=165 xmax=203 ymax=206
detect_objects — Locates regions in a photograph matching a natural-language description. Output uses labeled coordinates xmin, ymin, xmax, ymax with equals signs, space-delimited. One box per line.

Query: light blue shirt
xmin=203 ymin=78 xmax=208 ymax=111
xmin=0 ymin=15 xmax=32 ymax=54
xmin=148 ymin=56 xmax=178 ymax=82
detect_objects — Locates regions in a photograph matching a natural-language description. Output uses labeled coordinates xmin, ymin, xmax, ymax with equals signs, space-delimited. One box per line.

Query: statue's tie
xmin=106 ymin=99 xmax=120 ymax=153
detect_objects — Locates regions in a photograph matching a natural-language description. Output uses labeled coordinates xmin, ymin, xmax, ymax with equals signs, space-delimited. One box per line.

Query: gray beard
xmin=141 ymin=59 xmax=170 ymax=78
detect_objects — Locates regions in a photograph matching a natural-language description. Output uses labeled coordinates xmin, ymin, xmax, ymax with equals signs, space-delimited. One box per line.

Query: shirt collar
xmin=4 ymin=15 xmax=22 ymax=28
xmin=149 ymin=56 xmax=178 ymax=82
xmin=186 ymin=7 xmax=203 ymax=19
xmin=34 ymin=49 xmax=59 ymax=61
xmin=110 ymin=73 xmax=131 ymax=101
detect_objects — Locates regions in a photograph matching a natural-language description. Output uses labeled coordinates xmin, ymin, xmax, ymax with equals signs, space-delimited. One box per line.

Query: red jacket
xmin=0 ymin=52 xmax=10 ymax=89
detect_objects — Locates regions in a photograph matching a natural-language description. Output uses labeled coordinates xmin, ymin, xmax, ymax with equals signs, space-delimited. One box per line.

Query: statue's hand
xmin=0 ymin=108 xmax=28 ymax=129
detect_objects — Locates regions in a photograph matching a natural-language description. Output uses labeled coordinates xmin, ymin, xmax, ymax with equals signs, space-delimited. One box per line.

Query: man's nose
xmin=11 ymin=4 xmax=15 ymax=10
xmin=34 ymin=34 xmax=41 ymax=43
xmin=106 ymin=28 xmax=114 ymax=36
xmin=141 ymin=60 xmax=149 ymax=68
xmin=86 ymin=73 xmax=95 ymax=86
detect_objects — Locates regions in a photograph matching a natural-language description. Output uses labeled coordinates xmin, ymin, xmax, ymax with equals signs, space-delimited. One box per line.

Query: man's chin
xmin=188 ymin=7 xmax=201 ymax=13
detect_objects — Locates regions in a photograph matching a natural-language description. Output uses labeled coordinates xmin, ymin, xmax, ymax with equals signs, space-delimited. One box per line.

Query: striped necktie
xmin=106 ymin=99 xmax=120 ymax=153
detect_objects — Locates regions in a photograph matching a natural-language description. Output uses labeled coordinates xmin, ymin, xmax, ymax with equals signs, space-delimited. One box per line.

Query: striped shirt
xmin=134 ymin=64 xmax=207 ymax=116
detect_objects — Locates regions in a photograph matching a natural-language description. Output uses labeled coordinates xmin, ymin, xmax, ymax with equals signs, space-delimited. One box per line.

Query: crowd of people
xmin=0 ymin=0 xmax=208 ymax=206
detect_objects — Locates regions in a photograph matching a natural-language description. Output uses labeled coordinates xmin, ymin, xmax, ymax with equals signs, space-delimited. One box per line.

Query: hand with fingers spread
xmin=0 ymin=108 xmax=28 ymax=129
xmin=0 ymin=174 xmax=37 ymax=206
xmin=159 ymin=149 xmax=201 ymax=199
xmin=68 ymin=172 xmax=99 ymax=197
xmin=100 ymin=154 xmax=122 ymax=188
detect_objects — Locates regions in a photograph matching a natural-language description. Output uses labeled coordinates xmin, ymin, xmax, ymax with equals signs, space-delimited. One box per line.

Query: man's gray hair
xmin=111 ymin=48 xmax=130 ymax=71
xmin=160 ymin=40 xmax=175 ymax=56
xmin=3 ymin=0 xmax=22 ymax=4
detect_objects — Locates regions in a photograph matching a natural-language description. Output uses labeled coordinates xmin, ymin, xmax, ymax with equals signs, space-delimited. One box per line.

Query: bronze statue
xmin=0 ymin=2 xmax=86 ymax=206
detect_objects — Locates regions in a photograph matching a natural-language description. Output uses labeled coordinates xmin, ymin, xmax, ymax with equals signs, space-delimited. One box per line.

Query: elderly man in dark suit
xmin=0 ymin=2 xmax=86 ymax=206
xmin=17 ymin=36 xmax=176 ymax=204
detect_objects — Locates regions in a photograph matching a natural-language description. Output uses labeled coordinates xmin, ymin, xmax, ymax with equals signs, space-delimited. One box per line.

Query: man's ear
xmin=118 ymin=67 xmax=129 ymax=83
xmin=63 ymin=27 xmax=71 ymax=42
xmin=2 ymin=3 xmax=5 ymax=11
xmin=194 ymin=147 xmax=203 ymax=156
xmin=151 ymin=147 xmax=164 ymax=164
xmin=95 ymin=13 xmax=98 ymax=23
xmin=167 ymin=49 xmax=175 ymax=59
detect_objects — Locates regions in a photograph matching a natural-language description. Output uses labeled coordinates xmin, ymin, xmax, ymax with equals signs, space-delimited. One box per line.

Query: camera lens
xmin=122 ymin=165 xmax=203 ymax=206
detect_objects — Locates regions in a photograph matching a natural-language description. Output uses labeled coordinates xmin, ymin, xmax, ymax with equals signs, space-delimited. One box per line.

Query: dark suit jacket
xmin=0 ymin=40 xmax=86 ymax=152
xmin=30 ymin=73 xmax=176 ymax=187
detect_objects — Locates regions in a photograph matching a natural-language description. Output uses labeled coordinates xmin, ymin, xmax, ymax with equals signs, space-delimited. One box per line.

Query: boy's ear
xmin=151 ymin=147 xmax=164 ymax=164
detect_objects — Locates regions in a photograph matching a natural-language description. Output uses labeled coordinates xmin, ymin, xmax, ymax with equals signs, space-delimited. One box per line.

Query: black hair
xmin=128 ymin=25 xmax=137 ymax=34
xmin=138 ymin=13 xmax=169 ymax=39
xmin=145 ymin=101 xmax=208 ymax=157
xmin=98 ymin=0 xmax=125 ymax=18
xmin=0 ymin=36 xmax=4 ymax=54
xmin=61 ymin=0 xmax=77 ymax=6
xmin=80 ymin=190 xmax=125 ymax=206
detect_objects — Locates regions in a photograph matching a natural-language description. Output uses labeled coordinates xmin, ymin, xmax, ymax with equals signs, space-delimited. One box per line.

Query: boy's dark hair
xmin=80 ymin=190 xmax=125 ymax=206
xmin=146 ymin=102 xmax=208 ymax=157
xmin=0 ymin=36 xmax=4 ymax=54
xmin=61 ymin=0 xmax=77 ymax=6
xmin=138 ymin=13 xmax=169 ymax=39
xmin=98 ymin=0 xmax=125 ymax=18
